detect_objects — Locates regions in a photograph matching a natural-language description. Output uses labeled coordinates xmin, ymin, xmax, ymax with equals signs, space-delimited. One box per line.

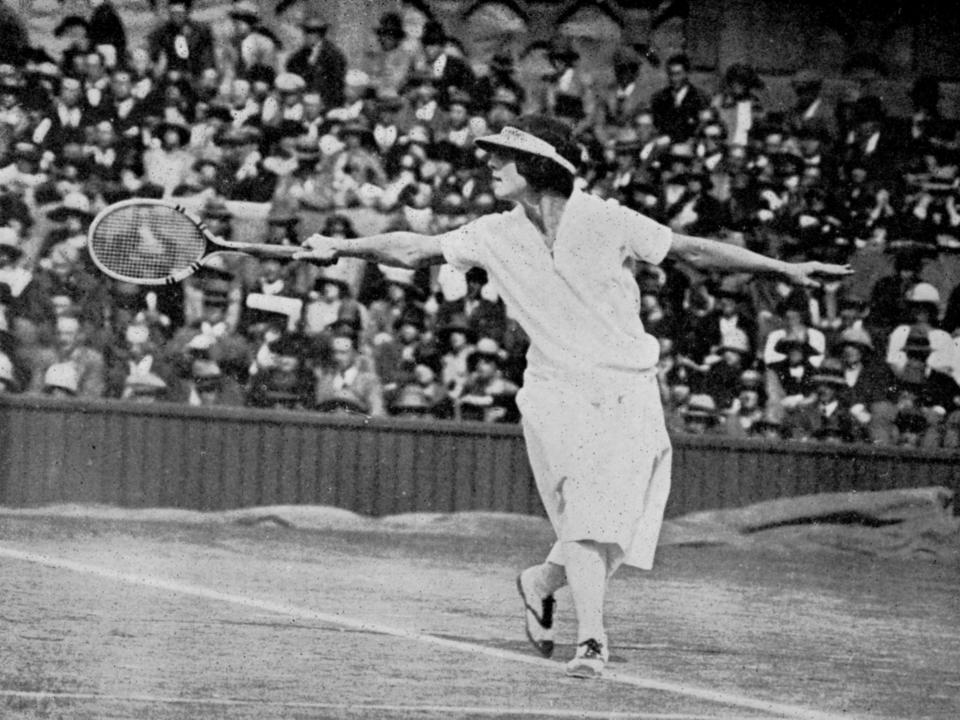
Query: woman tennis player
xmin=295 ymin=115 xmax=853 ymax=678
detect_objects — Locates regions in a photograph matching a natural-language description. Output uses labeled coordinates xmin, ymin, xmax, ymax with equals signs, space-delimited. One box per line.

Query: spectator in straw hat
xmin=790 ymin=357 xmax=859 ymax=442
xmin=699 ymin=327 xmax=753 ymax=411
xmin=457 ymin=336 xmax=518 ymax=422
xmin=720 ymin=368 xmax=766 ymax=438
xmin=391 ymin=356 xmax=451 ymax=419
xmin=227 ymin=1 xmax=281 ymax=80
xmin=679 ymin=392 xmax=722 ymax=435
xmin=41 ymin=191 xmax=94 ymax=259
xmin=886 ymin=283 xmax=960 ymax=383
xmin=764 ymin=336 xmax=819 ymax=426
xmin=27 ymin=314 xmax=105 ymax=398
xmin=122 ymin=367 xmax=168 ymax=402
xmin=285 ymin=11 xmax=347 ymax=108
xmin=42 ymin=361 xmax=80 ymax=398
xmin=890 ymin=327 xmax=960 ymax=448
xmin=314 ymin=329 xmax=384 ymax=416
xmin=835 ymin=325 xmax=898 ymax=443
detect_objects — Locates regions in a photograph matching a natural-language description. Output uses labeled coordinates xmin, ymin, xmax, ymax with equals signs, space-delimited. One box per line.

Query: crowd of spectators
xmin=1 ymin=0 xmax=960 ymax=447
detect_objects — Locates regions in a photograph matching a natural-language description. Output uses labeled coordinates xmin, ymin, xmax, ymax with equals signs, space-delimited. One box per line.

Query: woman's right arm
xmin=295 ymin=231 xmax=446 ymax=269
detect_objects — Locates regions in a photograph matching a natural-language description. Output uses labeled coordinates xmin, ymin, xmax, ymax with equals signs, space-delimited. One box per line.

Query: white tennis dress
xmin=441 ymin=189 xmax=673 ymax=570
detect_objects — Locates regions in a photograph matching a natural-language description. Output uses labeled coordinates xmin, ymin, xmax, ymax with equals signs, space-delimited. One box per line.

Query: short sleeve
xmin=608 ymin=201 xmax=673 ymax=266
xmin=439 ymin=213 xmax=502 ymax=273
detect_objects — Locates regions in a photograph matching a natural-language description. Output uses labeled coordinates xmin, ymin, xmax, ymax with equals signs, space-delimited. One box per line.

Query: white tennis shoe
xmin=565 ymin=638 xmax=609 ymax=678
xmin=516 ymin=571 xmax=556 ymax=657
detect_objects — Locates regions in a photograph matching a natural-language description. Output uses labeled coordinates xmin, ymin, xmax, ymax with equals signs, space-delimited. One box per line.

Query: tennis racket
xmin=87 ymin=198 xmax=317 ymax=286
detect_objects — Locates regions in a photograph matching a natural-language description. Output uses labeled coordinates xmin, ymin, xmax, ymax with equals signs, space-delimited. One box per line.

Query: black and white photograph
xmin=0 ymin=0 xmax=958 ymax=718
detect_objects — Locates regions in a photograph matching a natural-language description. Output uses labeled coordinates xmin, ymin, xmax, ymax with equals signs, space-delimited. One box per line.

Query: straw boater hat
xmin=838 ymin=326 xmax=874 ymax=352
xmin=810 ymin=358 xmax=847 ymax=387
xmin=475 ymin=116 xmax=580 ymax=177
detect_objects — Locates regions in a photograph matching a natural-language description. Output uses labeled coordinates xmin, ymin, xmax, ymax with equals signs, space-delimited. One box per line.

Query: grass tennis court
xmin=1 ymin=508 xmax=958 ymax=719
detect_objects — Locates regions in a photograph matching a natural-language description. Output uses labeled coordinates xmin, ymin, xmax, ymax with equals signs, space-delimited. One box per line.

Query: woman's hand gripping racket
xmin=87 ymin=198 xmax=328 ymax=286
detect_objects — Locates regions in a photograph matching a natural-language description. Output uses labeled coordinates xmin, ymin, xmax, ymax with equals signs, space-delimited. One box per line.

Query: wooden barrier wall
xmin=1 ymin=396 xmax=958 ymax=517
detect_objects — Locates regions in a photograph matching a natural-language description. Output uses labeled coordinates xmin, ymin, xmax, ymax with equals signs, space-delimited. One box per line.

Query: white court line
xmin=0 ymin=546 xmax=864 ymax=720
xmin=0 ymin=692 xmax=746 ymax=719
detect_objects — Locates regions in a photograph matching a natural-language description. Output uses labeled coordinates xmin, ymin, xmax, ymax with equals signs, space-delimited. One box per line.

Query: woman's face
xmin=487 ymin=151 xmax=528 ymax=201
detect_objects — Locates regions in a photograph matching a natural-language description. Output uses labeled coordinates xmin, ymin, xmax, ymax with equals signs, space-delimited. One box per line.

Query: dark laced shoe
xmin=516 ymin=572 xmax=556 ymax=657
xmin=565 ymin=638 xmax=608 ymax=678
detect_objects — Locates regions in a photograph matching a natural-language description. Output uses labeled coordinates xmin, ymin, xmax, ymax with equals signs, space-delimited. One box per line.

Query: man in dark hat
xmin=435 ymin=265 xmax=507 ymax=345
xmin=650 ymin=53 xmax=706 ymax=142
xmin=297 ymin=113 xmax=852 ymax=678
xmin=363 ymin=11 xmax=415 ymax=99
xmin=285 ymin=12 xmax=347 ymax=109
xmin=420 ymin=20 xmax=474 ymax=107
xmin=543 ymin=37 xmax=596 ymax=135
xmin=598 ymin=45 xmax=660 ymax=138
xmin=786 ymin=68 xmax=836 ymax=143
xmin=247 ymin=332 xmax=315 ymax=410
xmin=146 ymin=0 xmax=216 ymax=78
xmin=472 ymin=53 xmax=524 ymax=116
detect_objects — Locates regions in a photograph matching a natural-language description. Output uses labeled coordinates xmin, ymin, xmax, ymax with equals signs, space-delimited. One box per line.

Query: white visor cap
xmin=475 ymin=126 xmax=577 ymax=176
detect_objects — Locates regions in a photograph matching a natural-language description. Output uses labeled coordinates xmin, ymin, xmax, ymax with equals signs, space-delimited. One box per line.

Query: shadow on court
xmin=0 ymin=511 xmax=958 ymax=719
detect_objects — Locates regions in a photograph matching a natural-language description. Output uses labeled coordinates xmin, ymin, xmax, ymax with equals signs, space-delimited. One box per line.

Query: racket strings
xmin=90 ymin=205 xmax=207 ymax=281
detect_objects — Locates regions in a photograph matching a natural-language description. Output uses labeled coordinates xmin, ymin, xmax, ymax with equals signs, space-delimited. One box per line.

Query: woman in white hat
xmin=296 ymin=114 xmax=852 ymax=678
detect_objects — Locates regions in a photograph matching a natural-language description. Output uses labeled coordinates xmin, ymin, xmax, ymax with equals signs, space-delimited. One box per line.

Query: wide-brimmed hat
xmin=466 ymin=337 xmax=504 ymax=371
xmin=810 ymin=358 xmax=847 ymax=387
xmin=682 ymin=394 xmax=719 ymax=420
xmin=906 ymin=282 xmax=940 ymax=305
xmin=774 ymin=337 xmax=818 ymax=357
xmin=390 ymin=385 xmax=434 ymax=415
xmin=374 ymin=12 xmax=405 ymax=39
xmin=437 ymin=314 xmax=477 ymax=344
xmin=316 ymin=394 xmax=370 ymax=415
xmin=838 ymin=326 xmax=874 ymax=352
xmin=475 ymin=123 xmax=578 ymax=176
xmin=125 ymin=369 xmax=168 ymax=395
xmin=43 ymin=362 xmax=79 ymax=395
xmin=47 ymin=191 xmax=94 ymax=222
xmin=229 ymin=0 xmax=260 ymax=24
xmin=274 ymin=72 xmax=306 ymax=93
xmin=301 ymin=12 xmax=330 ymax=33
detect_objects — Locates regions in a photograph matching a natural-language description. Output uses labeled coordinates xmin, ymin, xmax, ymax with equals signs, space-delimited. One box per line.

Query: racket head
xmin=87 ymin=199 xmax=211 ymax=286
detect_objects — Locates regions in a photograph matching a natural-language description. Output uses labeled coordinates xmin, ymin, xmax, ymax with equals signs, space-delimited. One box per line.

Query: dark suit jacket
xmin=650 ymin=83 xmax=706 ymax=141
xmin=286 ymin=41 xmax=347 ymax=108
